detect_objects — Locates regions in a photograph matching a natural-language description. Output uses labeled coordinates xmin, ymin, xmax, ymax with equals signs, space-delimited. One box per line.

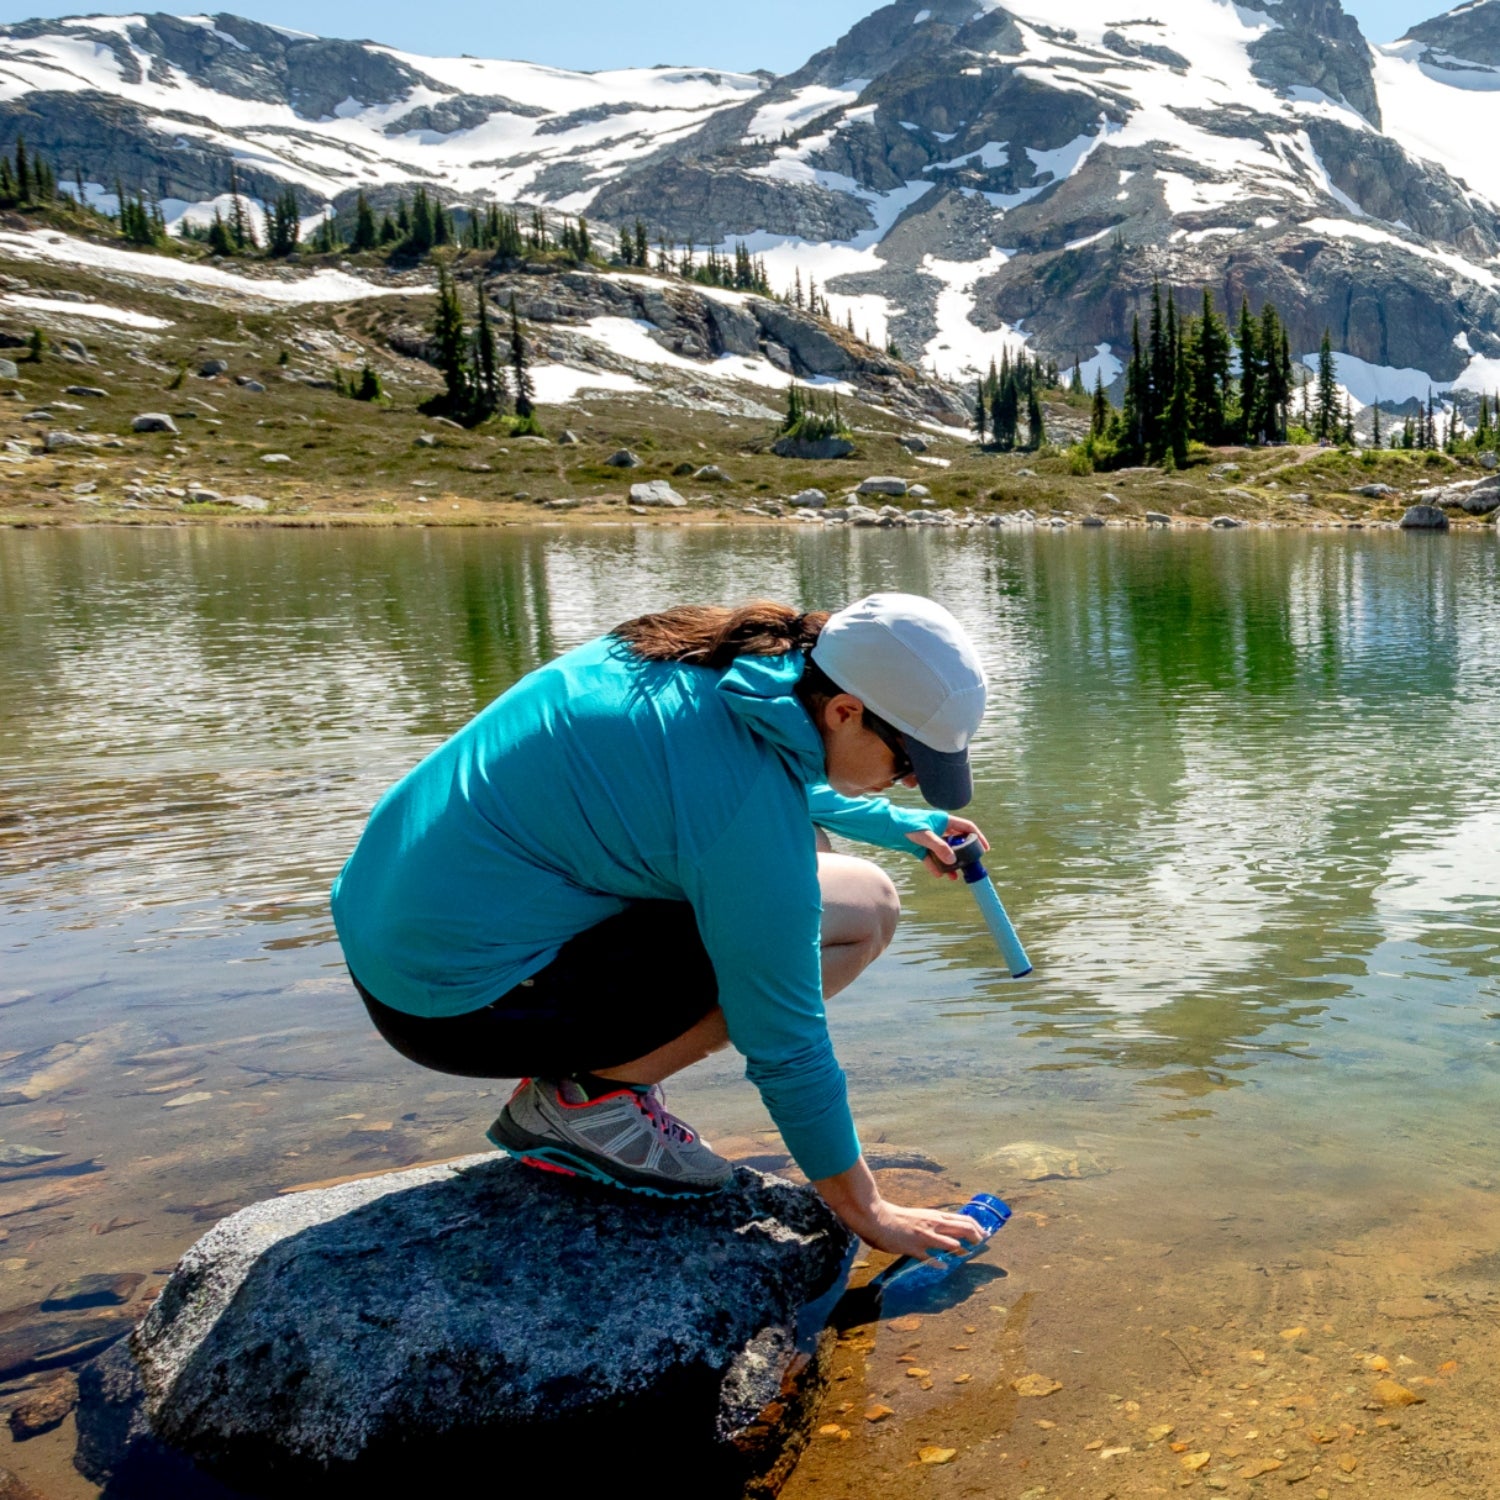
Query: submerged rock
xmin=75 ymin=1157 xmax=850 ymax=1498
xmin=983 ymin=1141 xmax=1107 ymax=1182
xmin=7 ymin=1373 xmax=78 ymax=1440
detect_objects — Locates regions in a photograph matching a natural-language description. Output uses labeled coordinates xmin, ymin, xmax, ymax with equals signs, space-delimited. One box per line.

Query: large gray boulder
xmin=75 ymin=1158 xmax=848 ymax=1498
xmin=1458 ymin=477 xmax=1500 ymax=516
xmin=131 ymin=413 xmax=179 ymax=435
xmin=630 ymin=480 xmax=687 ymax=508
xmin=1400 ymin=503 xmax=1449 ymax=530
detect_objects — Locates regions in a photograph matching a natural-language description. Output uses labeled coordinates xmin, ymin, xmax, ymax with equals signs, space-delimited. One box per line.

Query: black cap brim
xmin=907 ymin=738 xmax=973 ymax=811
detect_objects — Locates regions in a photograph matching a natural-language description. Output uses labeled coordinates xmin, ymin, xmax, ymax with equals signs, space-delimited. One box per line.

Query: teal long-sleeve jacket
xmin=330 ymin=634 xmax=947 ymax=1180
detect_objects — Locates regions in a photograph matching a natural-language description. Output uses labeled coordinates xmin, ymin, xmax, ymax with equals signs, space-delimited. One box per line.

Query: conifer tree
xmin=1091 ymin=371 xmax=1109 ymax=438
xmin=15 ymin=136 xmax=30 ymax=202
xmin=1122 ymin=315 xmax=1147 ymax=462
xmin=267 ymin=187 xmax=301 ymax=257
xmin=1238 ymin=299 xmax=1262 ymax=444
xmin=207 ymin=208 xmax=234 ymax=256
xmin=974 ymin=383 xmax=989 ymax=444
xmin=431 ymin=263 xmax=470 ymax=416
xmin=1146 ymin=281 xmax=1168 ymax=457
xmin=1315 ymin=331 xmax=1339 ymax=443
xmin=1026 ymin=384 xmax=1045 ymax=451
xmin=1260 ymin=305 xmax=1292 ymax=443
xmin=1070 ymin=358 xmax=1085 ymax=396
xmin=351 ymin=191 xmax=377 ymax=252
xmin=473 ymin=286 xmax=502 ymax=423
xmin=1371 ymin=400 xmax=1382 ymax=449
xmin=1165 ymin=336 xmax=1191 ymax=469
xmin=408 ymin=188 xmax=435 ymax=253
xmin=509 ymin=293 xmax=535 ymax=421
xmin=0 ymin=157 xmax=14 ymax=207
xmin=225 ymin=164 xmax=254 ymax=250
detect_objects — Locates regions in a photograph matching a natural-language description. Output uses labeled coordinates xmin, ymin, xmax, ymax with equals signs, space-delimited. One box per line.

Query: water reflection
xmin=2 ymin=527 xmax=1497 ymax=1127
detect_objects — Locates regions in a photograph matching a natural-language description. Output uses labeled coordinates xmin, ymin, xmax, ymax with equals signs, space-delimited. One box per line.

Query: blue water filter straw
xmin=869 ymin=1193 xmax=1013 ymax=1298
xmin=947 ymin=833 xmax=1033 ymax=978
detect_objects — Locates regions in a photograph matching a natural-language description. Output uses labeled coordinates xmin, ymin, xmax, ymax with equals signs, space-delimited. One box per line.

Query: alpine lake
xmin=1 ymin=523 xmax=1497 ymax=1499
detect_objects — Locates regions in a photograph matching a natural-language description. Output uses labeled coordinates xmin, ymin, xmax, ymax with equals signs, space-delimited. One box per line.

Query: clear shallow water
xmin=2 ymin=526 xmax=1499 ymax=1496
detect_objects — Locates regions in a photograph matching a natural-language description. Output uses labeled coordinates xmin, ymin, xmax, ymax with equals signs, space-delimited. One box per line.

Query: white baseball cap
xmin=811 ymin=593 xmax=988 ymax=810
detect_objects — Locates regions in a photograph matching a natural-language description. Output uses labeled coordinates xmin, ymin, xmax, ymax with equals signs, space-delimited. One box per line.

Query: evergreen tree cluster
xmin=266 ymin=187 xmax=301 ymax=258
xmin=973 ymin=350 xmax=1056 ymax=451
xmin=780 ymin=382 xmax=850 ymax=442
xmin=425 ymin=267 xmax=537 ymax=430
xmin=1082 ymin=285 xmax=1301 ymax=470
xmin=115 ymin=179 xmax=167 ymax=247
xmin=0 ymin=136 xmax=59 ymax=209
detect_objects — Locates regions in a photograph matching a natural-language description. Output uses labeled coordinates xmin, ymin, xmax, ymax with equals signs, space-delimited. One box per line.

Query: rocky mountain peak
xmin=1404 ymin=0 xmax=1500 ymax=65
xmin=1249 ymin=0 xmax=1382 ymax=125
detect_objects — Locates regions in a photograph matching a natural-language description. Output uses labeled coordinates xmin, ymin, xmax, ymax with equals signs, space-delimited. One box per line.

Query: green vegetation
xmin=1071 ymin=286 xmax=1302 ymax=472
xmin=779 ymin=383 xmax=850 ymax=443
xmin=973 ymin=350 xmax=1057 ymax=452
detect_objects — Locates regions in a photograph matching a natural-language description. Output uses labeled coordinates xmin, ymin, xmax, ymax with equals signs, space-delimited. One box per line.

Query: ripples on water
xmin=1 ymin=527 xmax=1498 ymax=1477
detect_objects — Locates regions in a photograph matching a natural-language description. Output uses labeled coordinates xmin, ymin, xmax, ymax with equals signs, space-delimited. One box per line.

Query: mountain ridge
xmin=2 ymin=1 xmax=1498 ymax=412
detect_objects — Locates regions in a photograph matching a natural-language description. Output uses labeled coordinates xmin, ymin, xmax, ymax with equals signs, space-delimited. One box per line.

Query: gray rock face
xmin=198 ymin=359 xmax=229 ymax=378
xmin=1458 ymin=477 xmax=1500 ymax=515
xmin=1405 ymin=0 xmax=1500 ymax=66
xmin=44 ymin=430 xmax=89 ymax=451
xmin=1353 ymin=483 xmax=1397 ymax=498
xmin=1400 ymin=504 xmax=1450 ymax=530
xmin=630 ymin=480 xmax=687 ymax=507
xmin=788 ymin=488 xmax=827 ymax=509
xmin=74 ymin=1158 xmax=849 ymax=1497
xmin=131 ymin=413 xmax=178 ymax=434
xmin=62 ymin=384 xmax=107 ymax=398
xmin=1250 ymin=0 xmax=1382 ymax=128
xmin=857 ymin=476 xmax=908 ymax=497
xmin=1211 ymin=515 xmax=1247 ymax=529
xmin=0 ymin=358 xmax=17 ymax=381
xmin=605 ymin=448 xmax=642 ymax=468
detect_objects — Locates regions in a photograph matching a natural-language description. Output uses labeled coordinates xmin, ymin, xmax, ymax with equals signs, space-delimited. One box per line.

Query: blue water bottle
xmin=948 ymin=834 xmax=1033 ymax=978
xmin=869 ymin=1192 xmax=1012 ymax=1299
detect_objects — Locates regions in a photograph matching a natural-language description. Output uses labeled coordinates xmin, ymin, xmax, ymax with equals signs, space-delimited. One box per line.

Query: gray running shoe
xmin=487 ymin=1078 xmax=734 ymax=1199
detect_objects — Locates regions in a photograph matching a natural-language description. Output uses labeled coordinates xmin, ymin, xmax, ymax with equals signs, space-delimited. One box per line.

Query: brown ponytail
xmin=613 ymin=601 xmax=829 ymax=670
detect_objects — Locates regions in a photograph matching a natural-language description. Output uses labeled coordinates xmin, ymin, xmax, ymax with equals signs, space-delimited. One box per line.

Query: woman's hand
xmin=814 ymin=1157 xmax=985 ymax=1260
xmin=905 ymin=816 xmax=990 ymax=880
xmin=847 ymin=1198 xmax=986 ymax=1259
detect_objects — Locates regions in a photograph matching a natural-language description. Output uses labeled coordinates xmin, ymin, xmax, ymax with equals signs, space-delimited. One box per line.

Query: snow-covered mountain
xmin=3 ymin=2 xmax=1498 ymax=410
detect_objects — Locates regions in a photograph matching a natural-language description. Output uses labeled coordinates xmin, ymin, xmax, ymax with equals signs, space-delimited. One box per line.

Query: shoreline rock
xmin=75 ymin=1157 xmax=851 ymax=1498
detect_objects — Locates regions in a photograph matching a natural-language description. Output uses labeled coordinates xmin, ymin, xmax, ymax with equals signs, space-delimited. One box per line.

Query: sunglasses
xmin=865 ymin=713 xmax=913 ymax=781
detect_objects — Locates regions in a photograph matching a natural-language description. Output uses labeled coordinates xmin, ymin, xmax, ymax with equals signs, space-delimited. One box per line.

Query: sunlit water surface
xmin=2 ymin=526 xmax=1497 ymax=1496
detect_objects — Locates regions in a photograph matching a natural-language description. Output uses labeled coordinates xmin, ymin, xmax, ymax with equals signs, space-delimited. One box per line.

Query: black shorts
xmin=353 ymin=901 xmax=719 ymax=1080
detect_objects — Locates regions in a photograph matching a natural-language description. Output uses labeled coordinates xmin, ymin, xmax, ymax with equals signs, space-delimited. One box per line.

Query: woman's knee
xmin=818 ymin=852 xmax=901 ymax=953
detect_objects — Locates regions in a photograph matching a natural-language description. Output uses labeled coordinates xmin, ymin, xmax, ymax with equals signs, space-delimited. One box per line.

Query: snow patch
xmin=1 ymin=293 xmax=172 ymax=329
xmin=1302 ymin=217 xmax=1500 ymax=291
xmin=919 ymin=248 xmax=1027 ymax=381
xmin=746 ymin=81 xmax=868 ymax=142
xmin=529 ymin=366 xmax=645 ymax=404
xmin=0 ymin=229 xmax=418 ymax=306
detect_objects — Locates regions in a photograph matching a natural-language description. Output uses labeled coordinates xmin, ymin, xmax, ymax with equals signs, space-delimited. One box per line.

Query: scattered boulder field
xmin=1 ymin=232 xmax=1498 ymax=532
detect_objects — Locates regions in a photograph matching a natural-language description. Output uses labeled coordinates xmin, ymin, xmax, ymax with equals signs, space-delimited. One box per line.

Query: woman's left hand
xmin=905 ymin=817 xmax=989 ymax=880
